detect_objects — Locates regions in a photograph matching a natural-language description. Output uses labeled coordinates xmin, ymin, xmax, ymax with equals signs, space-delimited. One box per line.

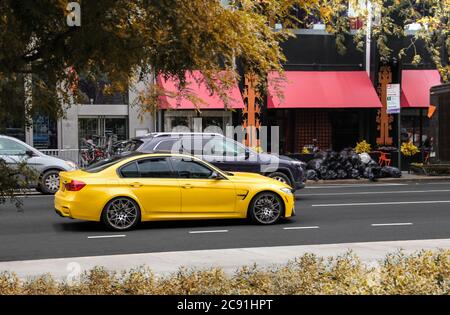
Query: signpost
xmin=386 ymin=83 xmax=401 ymax=170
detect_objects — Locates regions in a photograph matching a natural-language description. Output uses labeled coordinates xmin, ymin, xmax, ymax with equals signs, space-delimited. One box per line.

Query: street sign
xmin=386 ymin=84 xmax=400 ymax=114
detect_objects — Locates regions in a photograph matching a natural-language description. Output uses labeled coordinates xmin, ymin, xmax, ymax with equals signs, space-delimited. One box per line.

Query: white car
xmin=0 ymin=135 xmax=77 ymax=194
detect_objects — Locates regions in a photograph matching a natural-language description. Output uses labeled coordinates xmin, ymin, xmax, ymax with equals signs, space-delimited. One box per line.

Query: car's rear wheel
xmin=39 ymin=170 xmax=60 ymax=194
xmin=268 ymin=172 xmax=292 ymax=187
xmin=249 ymin=192 xmax=283 ymax=225
xmin=101 ymin=197 xmax=141 ymax=231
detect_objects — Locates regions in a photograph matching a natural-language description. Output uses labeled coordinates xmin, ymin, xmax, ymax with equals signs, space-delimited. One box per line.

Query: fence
xmin=39 ymin=149 xmax=84 ymax=166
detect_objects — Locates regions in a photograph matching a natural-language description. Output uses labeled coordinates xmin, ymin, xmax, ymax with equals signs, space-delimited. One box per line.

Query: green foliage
xmin=0 ymin=158 xmax=38 ymax=208
xmin=0 ymin=250 xmax=448 ymax=294
xmin=350 ymin=0 xmax=449 ymax=82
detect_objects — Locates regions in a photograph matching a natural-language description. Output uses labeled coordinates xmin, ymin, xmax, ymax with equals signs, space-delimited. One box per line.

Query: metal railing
xmin=39 ymin=149 xmax=82 ymax=166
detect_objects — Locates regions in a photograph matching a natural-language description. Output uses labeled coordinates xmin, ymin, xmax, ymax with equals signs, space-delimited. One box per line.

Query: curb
xmin=304 ymin=176 xmax=450 ymax=186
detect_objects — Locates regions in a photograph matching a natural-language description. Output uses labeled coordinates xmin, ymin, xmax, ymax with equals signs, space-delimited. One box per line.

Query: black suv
xmin=118 ymin=133 xmax=306 ymax=190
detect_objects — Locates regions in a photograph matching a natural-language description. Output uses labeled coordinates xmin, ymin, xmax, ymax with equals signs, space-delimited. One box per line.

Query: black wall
xmin=280 ymin=32 xmax=365 ymax=71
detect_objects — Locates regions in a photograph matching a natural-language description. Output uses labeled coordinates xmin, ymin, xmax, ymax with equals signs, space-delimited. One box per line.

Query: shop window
xmin=32 ymin=114 xmax=58 ymax=149
xmin=78 ymin=76 xmax=128 ymax=105
xmin=78 ymin=117 xmax=128 ymax=149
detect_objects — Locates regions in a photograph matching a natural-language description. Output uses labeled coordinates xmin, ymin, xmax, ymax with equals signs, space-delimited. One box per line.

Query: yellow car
xmin=54 ymin=153 xmax=295 ymax=230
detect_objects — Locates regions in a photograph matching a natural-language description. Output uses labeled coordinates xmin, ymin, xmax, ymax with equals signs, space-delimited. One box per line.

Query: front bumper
xmin=293 ymin=181 xmax=306 ymax=190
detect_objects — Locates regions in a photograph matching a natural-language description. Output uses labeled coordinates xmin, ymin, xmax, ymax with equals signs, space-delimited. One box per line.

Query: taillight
xmin=64 ymin=180 xmax=86 ymax=191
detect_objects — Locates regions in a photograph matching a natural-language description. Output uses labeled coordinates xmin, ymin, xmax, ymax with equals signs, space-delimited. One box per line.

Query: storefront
xmin=267 ymin=71 xmax=382 ymax=153
xmin=400 ymin=69 xmax=442 ymax=148
xmin=157 ymin=71 xmax=244 ymax=133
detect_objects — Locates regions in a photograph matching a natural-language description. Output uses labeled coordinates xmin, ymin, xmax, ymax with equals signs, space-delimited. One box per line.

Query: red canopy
xmin=157 ymin=71 xmax=244 ymax=110
xmin=267 ymin=71 xmax=382 ymax=109
xmin=401 ymin=70 xmax=441 ymax=108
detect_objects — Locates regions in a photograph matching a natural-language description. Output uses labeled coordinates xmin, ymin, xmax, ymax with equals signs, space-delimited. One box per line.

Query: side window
xmin=0 ymin=138 xmax=28 ymax=155
xmin=137 ymin=158 xmax=174 ymax=178
xmin=120 ymin=161 xmax=139 ymax=178
xmin=171 ymin=157 xmax=213 ymax=179
xmin=202 ymin=138 xmax=224 ymax=156
xmin=154 ymin=139 xmax=179 ymax=152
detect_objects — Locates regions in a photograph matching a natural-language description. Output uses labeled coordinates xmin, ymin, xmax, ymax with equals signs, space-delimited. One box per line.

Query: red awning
xmin=157 ymin=71 xmax=244 ymax=109
xmin=267 ymin=71 xmax=382 ymax=109
xmin=401 ymin=70 xmax=441 ymax=108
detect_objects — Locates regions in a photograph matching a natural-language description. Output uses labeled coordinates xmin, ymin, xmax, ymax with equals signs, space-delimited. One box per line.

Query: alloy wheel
xmin=44 ymin=173 xmax=60 ymax=193
xmin=272 ymin=176 xmax=287 ymax=184
xmin=105 ymin=198 xmax=139 ymax=230
xmin=252 ymin=193 xmax=282 ymax=224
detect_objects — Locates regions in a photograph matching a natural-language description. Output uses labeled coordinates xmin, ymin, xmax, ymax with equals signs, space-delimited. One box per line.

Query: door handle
xmin=129 ymin=182 xmax=143 ymax=188
xmin=181 ymin=184 xmax=193 ymax=189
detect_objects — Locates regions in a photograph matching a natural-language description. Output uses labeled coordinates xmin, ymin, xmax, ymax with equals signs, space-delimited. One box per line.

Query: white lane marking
xmin=312 ymin=200 xmax=450 ymax=207
xmin=371 ymin=223 xmax=413 ymax=227
xmin=189 ymin=230 xmax=229 ymax=234
xmin=283 ymin=226 xmax=319 ymax=230
xmin=305 ymin=183 xmax=407 ymax=189
xmin=87 ymin=235 xmax=126 ymax=239
xmin=299 ymin=189 xmax=450 ymax=197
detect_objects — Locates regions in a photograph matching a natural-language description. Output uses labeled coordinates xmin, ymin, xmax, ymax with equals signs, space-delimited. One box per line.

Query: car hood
xmin=227 ymin=171 xmax=290 ymax=188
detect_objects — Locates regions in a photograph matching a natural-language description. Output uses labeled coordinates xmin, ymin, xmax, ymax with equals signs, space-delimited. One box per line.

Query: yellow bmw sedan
xmin=54 ymin=153 xmax=295 ymax=230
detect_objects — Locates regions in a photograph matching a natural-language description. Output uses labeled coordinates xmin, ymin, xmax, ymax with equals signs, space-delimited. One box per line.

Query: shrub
xmin=355 ymin=140 xmax=372 ymax=154
xmin=0 ymin=250 xmax=448 ymax=295
xmin=401 ymin=142 xmax=420 ymax=157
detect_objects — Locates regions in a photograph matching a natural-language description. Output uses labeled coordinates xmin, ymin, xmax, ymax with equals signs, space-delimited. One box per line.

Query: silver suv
xmin=0 ymin=135 xmax=77 ymax=194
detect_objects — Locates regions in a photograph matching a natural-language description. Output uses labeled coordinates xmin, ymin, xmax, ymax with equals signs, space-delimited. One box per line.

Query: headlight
xmin=65 ymin=160 xmax=78 ymax=169
xmin=280 ymin=187 xmax=293 ymax=195
xmin=291 ymin=160 xmax=306 ymax=169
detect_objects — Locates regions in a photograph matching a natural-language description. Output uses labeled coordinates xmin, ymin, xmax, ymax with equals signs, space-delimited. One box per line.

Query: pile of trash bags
xmin=305 ymin=149 xmax=401 ymax=181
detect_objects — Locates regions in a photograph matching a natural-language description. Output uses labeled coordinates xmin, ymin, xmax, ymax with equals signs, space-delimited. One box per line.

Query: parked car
xmin=0 ymin=135 xmax=77 ymax=194
xmin=55 ymin=152 xmax=295 ymax=230
xmin=117 ymin=133 xmax=306 ymax=190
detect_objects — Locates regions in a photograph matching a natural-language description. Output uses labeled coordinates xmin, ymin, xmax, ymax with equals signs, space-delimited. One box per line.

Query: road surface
xmin=1 ymin=181 xmax=449 ymax=262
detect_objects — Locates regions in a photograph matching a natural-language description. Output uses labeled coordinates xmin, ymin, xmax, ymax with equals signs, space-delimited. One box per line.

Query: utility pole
xmin=365 ymin=0 xmax=372 ymax=76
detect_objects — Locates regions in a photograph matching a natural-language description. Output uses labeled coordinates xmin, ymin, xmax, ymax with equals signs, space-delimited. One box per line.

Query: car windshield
xmin=83 ymin=152 xmax=143 ymax=173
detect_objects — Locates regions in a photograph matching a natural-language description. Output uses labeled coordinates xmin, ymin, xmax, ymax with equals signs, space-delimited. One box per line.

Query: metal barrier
xmin=39 ymin=149 xmax=82 ymax=166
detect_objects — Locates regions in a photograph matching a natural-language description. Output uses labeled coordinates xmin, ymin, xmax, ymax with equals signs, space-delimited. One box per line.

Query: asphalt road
xmin=1 ymin=181 xmax=450 ymax=262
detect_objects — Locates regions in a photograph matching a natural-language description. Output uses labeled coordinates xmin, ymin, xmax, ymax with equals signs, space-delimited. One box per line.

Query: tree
xmin=0 ymin=0 xmax=332 ymax=206
xmin=0 ymin=0 xmax=448 ymax=205
xmin=349 ymin=0 xmax=449 ymax=81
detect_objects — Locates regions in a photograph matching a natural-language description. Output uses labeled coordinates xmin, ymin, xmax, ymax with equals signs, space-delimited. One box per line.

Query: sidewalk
xmin=1 ymin=239 xmax=448 ymax=281
xmin=305 ymin=172 xmax=450 ymax=186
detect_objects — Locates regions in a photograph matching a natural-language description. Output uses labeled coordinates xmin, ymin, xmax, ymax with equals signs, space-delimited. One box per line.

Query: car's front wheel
xmin=39 ymin=170 xmax=61 ymax=194
xmin=249 ymin=192 xmax=283 ymax=225
xmin=101 ymin=197 xmax=141 ymax=231
xmin=267 ymin=172 xmax=292 ymax=187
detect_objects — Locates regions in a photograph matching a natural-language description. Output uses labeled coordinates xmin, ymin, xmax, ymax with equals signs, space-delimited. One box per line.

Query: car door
xmin=170 ymin=156 xmax=236 ymax=214
xmin=202 ymin=137 xmax=260 ymax=173
xmin=119 ymin=157 xmax=181 ymax=214
xmin=0 ymin=137 xmax=41 ymax=185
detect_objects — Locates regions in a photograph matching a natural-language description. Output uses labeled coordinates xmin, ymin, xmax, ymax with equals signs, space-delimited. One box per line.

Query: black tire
xmin=39 ymin=170 xmax=61 ymax=194
xmin=268 ymin=172 xmax=292 ymax=187
xmin=101 ymin=197 xmax=141 ymax=231
xmin=248 ymin=192 xmax=284 ymax=225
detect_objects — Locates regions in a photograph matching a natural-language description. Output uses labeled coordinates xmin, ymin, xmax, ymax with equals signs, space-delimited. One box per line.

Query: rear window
xmin=83 ymin=152 xmax=142 ymax=173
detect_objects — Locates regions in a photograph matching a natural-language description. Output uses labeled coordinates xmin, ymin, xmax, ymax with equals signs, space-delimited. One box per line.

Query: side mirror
xmin=209 ymin=171 xmax=222 ymax=180
xmin=25 ymin=150 xmax=35 ymax=157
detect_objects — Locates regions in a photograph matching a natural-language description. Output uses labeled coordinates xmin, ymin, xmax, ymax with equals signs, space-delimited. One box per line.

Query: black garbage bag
xmin=307 ymin=158 xmax=323 ymax=171
xmin=380 ymin=166 xmax=402 ymax=178
xmin=337 ymin=169 xmax=348 ymax=179
xmin=323 ymin=170 xmax=338 ymax=180
xmin=306 ymin=169 xmax=319 ymax=181
xmin=350 ymin=168 xmax=361 ymax=179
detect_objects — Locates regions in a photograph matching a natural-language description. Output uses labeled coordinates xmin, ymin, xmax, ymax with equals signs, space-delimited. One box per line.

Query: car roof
xmin=134 ymin=132 xmax=225 ymax=141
